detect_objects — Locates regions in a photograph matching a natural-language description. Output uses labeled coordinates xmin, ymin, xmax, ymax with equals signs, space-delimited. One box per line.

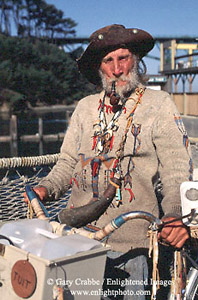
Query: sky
xmin=45 ymin=0 xmax=198 ymax=79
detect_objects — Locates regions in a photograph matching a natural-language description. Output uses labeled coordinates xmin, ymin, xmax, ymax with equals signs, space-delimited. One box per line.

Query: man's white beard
xmin=99 ymin=63 xmax=140 ymax=99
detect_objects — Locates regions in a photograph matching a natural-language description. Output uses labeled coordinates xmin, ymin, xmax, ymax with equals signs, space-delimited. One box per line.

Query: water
xmin=0 ymin=111 xmax=69 ymax=158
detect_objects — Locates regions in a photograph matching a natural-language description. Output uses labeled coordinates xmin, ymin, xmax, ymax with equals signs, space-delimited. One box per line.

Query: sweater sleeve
xmin=152 ymin=95 xmax=192 ymax=216
xmin=39 ymin=103 xmax=82 ymax=199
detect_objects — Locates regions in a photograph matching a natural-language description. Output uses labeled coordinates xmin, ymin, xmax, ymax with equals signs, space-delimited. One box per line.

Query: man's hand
xmin=24 ymin=186 xmax=48 ymax=203
xmin=158 ymin=216 xmax=189 ymax=248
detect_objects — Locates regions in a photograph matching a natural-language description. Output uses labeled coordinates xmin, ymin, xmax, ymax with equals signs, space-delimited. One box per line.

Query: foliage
xmin=0 ymin=1 xmax=96 ymax=111
xmin=0 ymin=35 xmax=96 ymax=110
xmin=0 ymin=0 xmax=77 ymax=38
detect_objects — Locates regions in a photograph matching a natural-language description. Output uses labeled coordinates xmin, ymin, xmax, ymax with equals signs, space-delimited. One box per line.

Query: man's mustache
xmin=107 ymin=75 xmax=131 ymax=84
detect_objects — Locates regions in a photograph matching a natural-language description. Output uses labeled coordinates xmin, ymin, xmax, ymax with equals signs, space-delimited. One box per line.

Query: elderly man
xmin=25 ymin=25 xmax=192 ymax=299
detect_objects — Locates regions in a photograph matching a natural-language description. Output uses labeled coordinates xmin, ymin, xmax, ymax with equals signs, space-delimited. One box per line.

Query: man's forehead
xmin=103 ymin=48 xmax=132 ymax=59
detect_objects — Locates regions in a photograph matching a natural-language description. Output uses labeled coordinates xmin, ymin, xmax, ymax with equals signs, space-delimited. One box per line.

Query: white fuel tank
xmin=180 ymin=181 xmax=198 ymax=226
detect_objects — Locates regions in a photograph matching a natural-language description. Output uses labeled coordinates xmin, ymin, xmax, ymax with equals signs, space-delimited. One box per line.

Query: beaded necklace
xmin=111 ymin=87 xmax=145 ymax=206
xmin=92 ymin=87 xmax=145 ymax=157
xmin=92 ymin=87 xmax=145 ymax=205
xmin=92 ymin=91 xmax=127 ymax=155
xmin=114 ymin=87 xmax=145 ymax=164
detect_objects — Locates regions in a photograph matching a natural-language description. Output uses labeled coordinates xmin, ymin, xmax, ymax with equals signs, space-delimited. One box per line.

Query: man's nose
xmin=112 ymin=61 xmax=123 ymax=77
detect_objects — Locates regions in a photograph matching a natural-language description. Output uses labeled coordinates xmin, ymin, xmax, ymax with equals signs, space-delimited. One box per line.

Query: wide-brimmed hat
xmin=77 ymin=24 xmax=154 ymax=85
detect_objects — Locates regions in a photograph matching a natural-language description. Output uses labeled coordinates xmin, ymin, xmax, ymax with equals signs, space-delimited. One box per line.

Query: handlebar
xmin=25 ymin=184 xmax=195 ymax=241
xmin=50 ymin=210 xmax=163 ymax=242
xmin=92 ymin=211 xmax=162 ymax=241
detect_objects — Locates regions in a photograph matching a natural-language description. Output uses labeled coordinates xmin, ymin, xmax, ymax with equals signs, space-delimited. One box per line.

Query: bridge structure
xmin=159 ymin=38 xmax=198 ymax=93
xmin=43 ymin=35 xmax=198 ymax=47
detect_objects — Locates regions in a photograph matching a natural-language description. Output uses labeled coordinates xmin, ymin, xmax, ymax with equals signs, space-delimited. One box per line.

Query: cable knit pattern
xmin=40 ymin=85 xmax=192 ymax=252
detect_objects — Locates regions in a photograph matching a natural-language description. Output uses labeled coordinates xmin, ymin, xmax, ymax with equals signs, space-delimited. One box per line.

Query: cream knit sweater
xmin=40 ymin=85 xmax=192 ymax=252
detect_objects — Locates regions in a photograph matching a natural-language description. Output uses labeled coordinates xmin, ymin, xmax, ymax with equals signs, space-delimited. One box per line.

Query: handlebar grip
xmin=25 ymin=185 xmax=37 ymax=201
xmin=25 ymin=185 xmax=49 ymax=220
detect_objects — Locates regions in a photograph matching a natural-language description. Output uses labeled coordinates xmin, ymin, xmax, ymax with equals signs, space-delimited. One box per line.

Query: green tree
xmin=0 ymin=0 xmax=77 ymax=39
xmin=0 ymin=1 xmax=95 ymax=112
xmin=11 ymin=0 xmax=24 ymax=36
xmin=0 ymin=0 xmax=12 ymax=35
xmin=0 ymin=35 xmax=96 ymax=111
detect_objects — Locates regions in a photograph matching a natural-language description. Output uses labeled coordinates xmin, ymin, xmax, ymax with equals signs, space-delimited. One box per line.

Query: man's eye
xmin=119 ymin=56 xmax=129 ymax=61
xmin=103 ymin=58 xmax=113 ymax=63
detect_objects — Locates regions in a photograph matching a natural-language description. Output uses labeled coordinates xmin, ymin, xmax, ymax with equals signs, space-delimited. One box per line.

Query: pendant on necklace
xmin=92 ymin=89 xmax=126 ymax=155
xmin=110 ymin=93 xmax=120 ymax=106
xmin=112 ymin=104 xmax=122 ymax=113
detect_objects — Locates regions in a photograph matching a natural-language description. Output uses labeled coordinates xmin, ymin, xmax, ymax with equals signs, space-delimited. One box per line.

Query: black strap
xmin=0 ymin=234 xmax=14 ymax=245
